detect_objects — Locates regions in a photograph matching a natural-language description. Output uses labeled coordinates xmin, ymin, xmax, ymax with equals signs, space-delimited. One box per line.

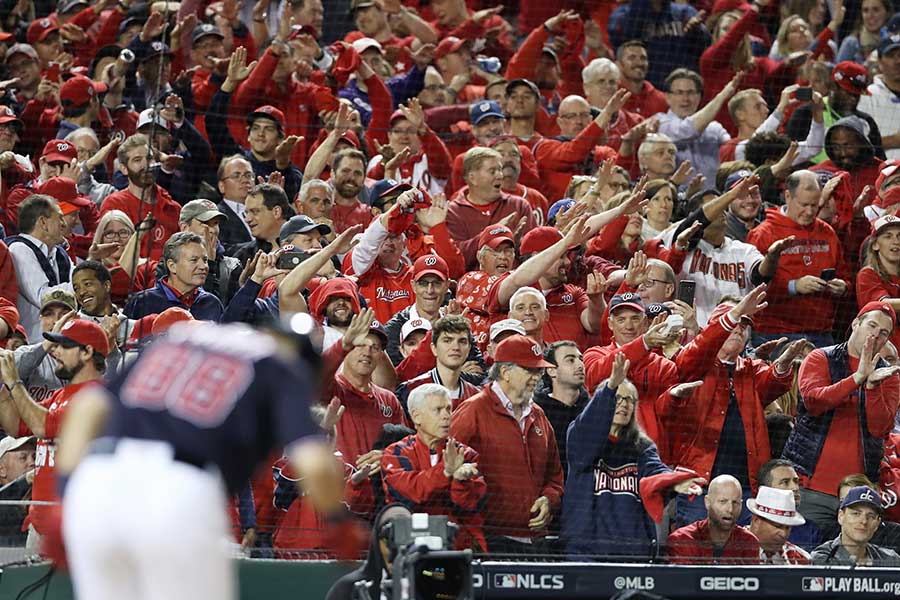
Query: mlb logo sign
xmin=802 ymin=577 xmax=825 ymax=592
xmin=495 ymin=574 xmax=516 ymax=588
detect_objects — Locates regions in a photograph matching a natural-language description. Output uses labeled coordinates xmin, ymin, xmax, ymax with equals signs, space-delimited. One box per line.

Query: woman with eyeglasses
xmin=561 ymin=352 xmax=705 ymax=560
xmin=91 ymin=210 xmax=154 ymax=305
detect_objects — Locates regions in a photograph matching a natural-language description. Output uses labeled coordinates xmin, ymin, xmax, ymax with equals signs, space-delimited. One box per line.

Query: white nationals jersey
xmin=662 ymin=230 xmax=763 ymax=326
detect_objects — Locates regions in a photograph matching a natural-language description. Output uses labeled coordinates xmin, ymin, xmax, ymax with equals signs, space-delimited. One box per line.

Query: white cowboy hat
xmin=747 ymin=486 xmax=806 ymax=527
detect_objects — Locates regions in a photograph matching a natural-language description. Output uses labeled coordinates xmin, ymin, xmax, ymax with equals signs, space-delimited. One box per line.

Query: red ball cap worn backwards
xmin=59 ymin=75 xmax=108 ymax=107
xmin=520 ymin=226 xmax=563 ymax=256
xmin=42 ymin=319 xmax=110 ymax=358
xmin=151 ymin=307 xmax=195 ymax=336
xmin=26 ymin=18 xmax=58 ymax=46
xmin=248 ymin=105 xmax=286 ymax=131
xmin=832 ymin=61 xmax=871 ymax=96
xmin=493 ymin=334 xmax=554 ymax=368
xmin=41 ymin=139 xmax=78 ymax=164
xmin=857 ymin=300 xmax=897 ymax=325
xmin=412 ymin=254 xmax=449 ymax=281
xmin=477 ymin=224 xmax=515 ymax=250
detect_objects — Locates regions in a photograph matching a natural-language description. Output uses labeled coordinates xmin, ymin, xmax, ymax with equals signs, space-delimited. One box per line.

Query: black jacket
xmin=325 ymin=504 xmax=400 ymax=600
xmin=533 ymin=378 xmax=589 ymax=481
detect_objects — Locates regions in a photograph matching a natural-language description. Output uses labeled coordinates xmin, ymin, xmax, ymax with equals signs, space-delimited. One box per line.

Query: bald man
xmin=533 ymin=91 xmax=629 ymax=204
xmin=666 ymin=475 xmax=760 ymax=564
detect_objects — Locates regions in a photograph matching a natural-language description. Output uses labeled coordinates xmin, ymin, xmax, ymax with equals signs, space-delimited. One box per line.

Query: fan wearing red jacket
xmin=857 ymin=215 xmax=900 ymax=351
xmin=746 ymin=170 xmax=848 ymax=348
xmin=450 ymin=334 xmax=564 ymax=553
xmin=584 ymin=287 xmax=768 ymax=463
xmin=382 ymin=383 xmax=487 ymax=551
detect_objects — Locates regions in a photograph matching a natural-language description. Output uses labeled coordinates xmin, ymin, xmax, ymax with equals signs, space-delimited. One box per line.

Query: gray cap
xmin=489 ymin=318 xmax=526 ymax=342
xmin=6 ymin=44 xmax=38 ymax=61
xmin=179 ymin=199 xmax=227 ymax=224
xmin=279 ymin=215 xmax=332 ymax=241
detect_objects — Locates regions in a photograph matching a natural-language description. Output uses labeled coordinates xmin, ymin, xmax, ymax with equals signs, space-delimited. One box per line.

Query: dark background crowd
xmin=0 ymin=0 xmax=899 ymax=570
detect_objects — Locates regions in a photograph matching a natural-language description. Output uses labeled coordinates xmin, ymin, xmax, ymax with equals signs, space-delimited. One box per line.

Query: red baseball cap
xmin=0 ymin=105 xmax=23 ymax=131
xmin=43 ymin=318 xmax=110 ymax=357
xmin=832 ymin=61 xmax=870 ymax=96
xmin=151 ymin=307 xmax=194 ymax=336
xmin=708 ymin=302 xmax=753 ymax=326
xmin=0 ymin=298 xmax=19 ymax=338
xmin=412 ymin=254 xmax=449 ymax=282
xmin=477 ymin=224 xmax=515 ymax=250
xmin=493 ymin=334 xmax=554 ymax=368
xmin=26 ymin=18 xmax=58 ymax=46
xmin=247 ymin=105 xmax=285 ymax=132
xmin=59 ymin=75 xmax=108 ymax=107
xmin=857 ymin=300 xmax=897 ymax=324
xmin=435 ymin=36 xmax=470 ymax=60
xmin=40 ymin=139 xmax=77 ymax=163
xmin=876 ymin=160 xmax=900 ymax=193
xmin=39 ymin=176 xmax=91 ymax=208
xmin=520 ymin=226 xmax=563 ymax=255
xmin=389 ymin=109 xmax=407 ymax=125
xmin=339 ymin=130 xmax=360 ymax=148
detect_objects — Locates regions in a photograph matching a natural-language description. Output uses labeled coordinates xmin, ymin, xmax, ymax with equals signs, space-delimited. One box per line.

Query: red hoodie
xmin=746 ymin=207 xmax=845 ymax=334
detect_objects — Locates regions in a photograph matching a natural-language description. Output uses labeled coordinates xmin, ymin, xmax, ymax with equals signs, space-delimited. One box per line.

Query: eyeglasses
xmin=615 ymin=395 xmax=637 ymax=405
xmin=637 ymin=278 xmax=668 ymax=289
xmin=224 ymin=172 xmax=255 ymax=182
xmin=102 ymin=229 xmax=133 ymax=240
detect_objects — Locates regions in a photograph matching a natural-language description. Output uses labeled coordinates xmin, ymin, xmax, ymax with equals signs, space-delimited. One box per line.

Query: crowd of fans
xmin=0 ymin=0 xmax=900 ymax=569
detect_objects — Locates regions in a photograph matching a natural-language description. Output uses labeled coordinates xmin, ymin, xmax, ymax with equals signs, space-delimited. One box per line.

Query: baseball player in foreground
xmin=54 ymin=316 xmax=343 ymax=600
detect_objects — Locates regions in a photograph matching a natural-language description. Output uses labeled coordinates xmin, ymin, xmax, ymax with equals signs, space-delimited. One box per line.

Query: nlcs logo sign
xmin=493 ymin=574 xmax=564 ymax=590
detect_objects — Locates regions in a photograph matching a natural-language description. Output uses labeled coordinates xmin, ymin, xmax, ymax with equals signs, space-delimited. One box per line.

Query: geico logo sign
xmin=494 ymin=574 xmax=565 ymax=590
xmin=700 ymin=577 xmax=760 ymax=591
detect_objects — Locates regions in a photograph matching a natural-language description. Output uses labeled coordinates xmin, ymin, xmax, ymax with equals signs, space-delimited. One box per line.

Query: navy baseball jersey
xmin=100 ymin=322 xmax=321 ymax=494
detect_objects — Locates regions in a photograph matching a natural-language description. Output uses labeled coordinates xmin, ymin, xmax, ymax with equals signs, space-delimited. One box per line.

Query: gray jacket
xmin=811 ymin=535 xmax=900 ymax=566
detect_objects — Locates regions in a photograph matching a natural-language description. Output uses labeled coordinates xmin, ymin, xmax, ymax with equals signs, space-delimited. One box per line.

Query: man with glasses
xmin=215 ymin=155 xmax=255 ymax=250
xmin=658 ymin=68 xmax=741 ymax=184
xmin=451 ymin=334 xmax=564 ymax=553
xmin=812 ymin=486 xmax=900 ymax=565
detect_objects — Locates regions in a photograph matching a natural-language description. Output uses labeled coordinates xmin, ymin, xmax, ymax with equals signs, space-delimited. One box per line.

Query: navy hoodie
xmin=562 ymin=383 xmax=672 ymax=559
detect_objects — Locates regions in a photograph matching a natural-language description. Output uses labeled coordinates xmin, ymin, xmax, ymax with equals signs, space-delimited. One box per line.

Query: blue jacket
xmin=562 ymin=384 xmax=671 ymax=559
xmin=221 ymin=279 xmax=279 ymax=325
xmin=608 ymin=0 xmax=710 ymax=89
xmin=782 ymin=343 xmax=887 ymax=485
xmin=338 ymin=66 xmax=425 ymax=127
xmin=124 ymin=279 xmax=224 ymax=322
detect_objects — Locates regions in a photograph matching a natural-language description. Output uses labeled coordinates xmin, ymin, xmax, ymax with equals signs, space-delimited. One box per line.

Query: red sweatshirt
xmin=99 ymin=186 xmax=181 ymax=261
xmin=450 ymin=385 xmax=564 ymax=539
xmin=799 ymin=349 xmax=900 ymax=495
xmin=446 ymin=192 xmax=538 ymax=270
xmin=533 ymin=122 xmax=619 ymax=204
xmin=622 ymin=80 xmax=669 ymax=119
xmin=746 ymin=207 xmax=845 ymax=334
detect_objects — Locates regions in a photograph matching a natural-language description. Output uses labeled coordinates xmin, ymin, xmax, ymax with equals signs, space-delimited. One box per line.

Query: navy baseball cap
xmin=469 ymin=100 xmax=505 ymax=125
xmin=368 ymin=319 xmax=389 ymax=346
xmin=609 ymin=293 xmax=645 ymax=314
xmin=725 ymin=169 xmax=754 ymax=191
xmin=879 ymin=33 xmax=900 ymax=57
xmin=368 ymin=178 xmax=412 ymax=210
xmin=280 ymin=215 xmax=331 ymax=240
xmin=137 ymin=40 xmax=173 ymax=64
xmin=547 ymin=198 xmax=575 ymax=222
xmin=645 ymin=303 xmax=673 ymax=319
xmin=840 ymin=486 xmax=883 ymax=513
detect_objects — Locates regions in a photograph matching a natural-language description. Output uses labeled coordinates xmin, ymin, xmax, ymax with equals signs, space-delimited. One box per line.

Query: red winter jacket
xmin=584 ymin=312 xmax=734 ymax=462
xmin=668 ymin=357 xmax=794 ymax=489
xmin=746 ymin=207 xmax=845 ymax=334
xmin=382 ymin=434 xmax=487 ymax=550
xmin=450 ymin=384 xmax=564 ymax=540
